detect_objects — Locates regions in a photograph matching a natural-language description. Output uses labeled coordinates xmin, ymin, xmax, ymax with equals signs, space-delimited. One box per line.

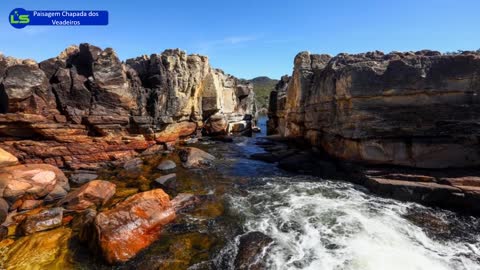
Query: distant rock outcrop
xmin=0 ymin=43 xmax=256 ymax=169
xmin=268 ymin=50 xmax=480 ymax=168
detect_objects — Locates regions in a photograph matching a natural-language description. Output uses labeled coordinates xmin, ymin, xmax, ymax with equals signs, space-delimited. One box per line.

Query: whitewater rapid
xmin=227 ymin=176 xmax=480 ymax=270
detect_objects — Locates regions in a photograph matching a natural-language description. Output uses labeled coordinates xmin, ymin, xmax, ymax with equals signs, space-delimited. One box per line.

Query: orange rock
xmin=58 ymin=180 xmax=116 ymax=211
xmin=94 ymin=189 xmax=176 ymax=264
xmin=154 ymin=122 xmax=197 ymax=143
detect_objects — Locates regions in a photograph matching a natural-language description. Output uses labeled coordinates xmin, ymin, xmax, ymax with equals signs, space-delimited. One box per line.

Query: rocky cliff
xmin=268 ymin=50 xmax=480 ymax=168
xmin=0 ymin=43 xmax=256 ymax=169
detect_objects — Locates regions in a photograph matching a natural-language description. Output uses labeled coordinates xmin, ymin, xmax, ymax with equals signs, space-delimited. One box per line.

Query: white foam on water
xmin=228 ymin=177 xmax=480 ymax=270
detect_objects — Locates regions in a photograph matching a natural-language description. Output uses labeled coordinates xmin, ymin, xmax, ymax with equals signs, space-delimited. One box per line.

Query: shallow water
xmin=3 ymin=117 xmax=480 ymax=270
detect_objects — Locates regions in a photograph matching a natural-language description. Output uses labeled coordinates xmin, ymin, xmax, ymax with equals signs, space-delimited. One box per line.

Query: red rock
xmin=58 ymin=180 xmax=116 ymax=211
xmin=94 ymin=189 xmax=176 ymax=264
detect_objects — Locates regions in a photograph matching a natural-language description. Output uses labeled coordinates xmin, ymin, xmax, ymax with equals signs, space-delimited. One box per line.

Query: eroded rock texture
xmin=268 ymin=50 xmax=480 ymax=168
xmin=0 ymin=44 xmax=256 ymax=169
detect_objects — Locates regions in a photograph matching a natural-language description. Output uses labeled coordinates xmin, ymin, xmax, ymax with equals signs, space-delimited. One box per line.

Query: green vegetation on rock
xmin=248 ymin=76 xmax=278 ymax=110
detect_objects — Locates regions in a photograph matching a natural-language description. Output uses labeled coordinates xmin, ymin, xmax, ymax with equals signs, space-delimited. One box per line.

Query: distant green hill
xmin=248 ymin=76 xmax=278 ymax=110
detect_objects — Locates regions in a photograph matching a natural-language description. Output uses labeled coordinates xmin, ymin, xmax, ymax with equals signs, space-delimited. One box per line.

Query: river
xmin=199 ymin=117 xmax=480 ymax=270
xmin=4 ymin=117 xmax=480 ymax=270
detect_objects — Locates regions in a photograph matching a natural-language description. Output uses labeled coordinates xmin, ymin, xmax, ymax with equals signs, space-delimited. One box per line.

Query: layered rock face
xmin=0 ymin=44 xmax=256 ymax=169
xmin=268 ymin=50 xmax=480 ymax=168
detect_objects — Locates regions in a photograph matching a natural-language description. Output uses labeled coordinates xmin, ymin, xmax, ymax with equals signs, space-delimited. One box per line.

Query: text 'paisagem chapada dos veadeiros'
xmin=9 ymin=8 xmax=108 ymax=28
xmin=33 ymin=10 xmax=102 ymax=25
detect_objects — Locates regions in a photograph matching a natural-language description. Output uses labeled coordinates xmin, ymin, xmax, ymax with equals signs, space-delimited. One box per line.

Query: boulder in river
xmin=234 ymin=231 xmax=274 ymax=270
xmin=93 ymin=189 xmax=176 ymax=264
xmin=178 ymin=147 xmax=215 ymax=168
xmin=204 ymin=113 xmax=228 ymax=135
xmin=58 ymin=180 xmax=116 ymax=211
xmin=157 ymin=160 xmax=176 ymax=171
xmin=123 ymin=157 xmax=143 ymax=172
xmin=155 ymin=173 xmax=177 ymax=187
xmin=18 ymin=207 xmax=63 ymax=235
xmin=154 ymin=121 xmax=197 ymax=143
xmin=90 ymin=189 xmax=199 ymax=264
xmin=69 ymin=171 xmax=98 ymax=185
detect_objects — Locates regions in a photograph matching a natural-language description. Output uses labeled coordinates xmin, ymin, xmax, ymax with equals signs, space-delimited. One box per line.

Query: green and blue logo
xmin=9 ymin=8 xmax=30 ymax=29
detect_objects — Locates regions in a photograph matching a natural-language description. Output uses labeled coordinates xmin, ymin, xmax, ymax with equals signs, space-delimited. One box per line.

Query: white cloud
xmin=195 ymin=35 xmax=258 ymax=54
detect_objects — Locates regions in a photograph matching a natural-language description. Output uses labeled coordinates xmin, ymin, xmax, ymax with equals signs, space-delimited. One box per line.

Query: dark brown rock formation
xmin=268 ymin=50 xmax=480 ymax=169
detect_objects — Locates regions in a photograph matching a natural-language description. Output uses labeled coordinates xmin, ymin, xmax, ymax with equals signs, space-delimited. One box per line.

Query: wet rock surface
xmin=93 ymin=189 xmax=176 ymax=264
xmin=178 ymin=147 xmax=215 ymax=168
xmin=157 ymin=159 xmax=176 ymax=171
xmin=18 ymin=207 xmax=63 ymax=235
xmin=234 ymin=231 xmax=273 ymax=270
xmin=155 ymin=173 xmax=177 ymax=186
xmin=69 ymin=171 xmax=98 ymax=185
xmin=58 ymin=180 xmax=116 ymax=211
xmin=4 ymin=228 xmax=72 ymax=269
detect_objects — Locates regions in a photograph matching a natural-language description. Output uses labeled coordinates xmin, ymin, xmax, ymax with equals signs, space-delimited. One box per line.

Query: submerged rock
xmin=93 ymin=189 xmax=176 ymax=264
xmin=234 ymin=231 xmax=273 ymax=270
xmin=155 ymin=173 xmax=177 ymax=186
xmin=58 ymin=180 xmax=116 ymax=211
xmin=157 ymin=160 xmax=176 ymax=171
xmin=178 ymin=147 xmax=215 ymax=168
xmin=5 ymin=228 xmax=72 ymax=269
xmin=18 ymin=207 xmax=63 ymax=235
xmin=69 ymin=171 xmax=98 ymax=185
xmin=170 ymin=193 xmax=200 ymax=212
xmin=0 ymin=226 xmax=7 ymax=241
xmin=73 ymin=208 xmax=97 ymax=243
xmin=123 ymin=157 xmax=143 ymax=172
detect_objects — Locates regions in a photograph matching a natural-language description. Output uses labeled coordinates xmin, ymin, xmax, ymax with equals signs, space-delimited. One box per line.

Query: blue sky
xmin=1 ymin=0 xmax=479 ymax=79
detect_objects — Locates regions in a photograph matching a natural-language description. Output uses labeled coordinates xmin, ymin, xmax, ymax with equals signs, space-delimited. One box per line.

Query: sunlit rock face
xmin=126 ymin=50 xmax=256 ymax=134
xmin=0 ymin=43 xmax=256 ymax=169
xmin=269 ymin=50 xmax=480 ymax=168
